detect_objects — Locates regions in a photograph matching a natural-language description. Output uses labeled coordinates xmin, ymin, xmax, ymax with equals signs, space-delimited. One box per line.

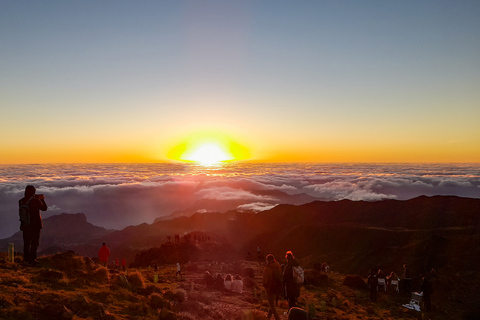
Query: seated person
xmin=231 ymin=274 xmax=243 ymax=293
xmin=224 ymin=274 xmax=233 ymax=291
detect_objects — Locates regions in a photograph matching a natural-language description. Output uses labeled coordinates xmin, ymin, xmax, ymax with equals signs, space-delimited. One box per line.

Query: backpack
xmin=292 ymin=265 xmax=304 ymax=284
xmin=19 ymin=197 xmax=34 ymax=227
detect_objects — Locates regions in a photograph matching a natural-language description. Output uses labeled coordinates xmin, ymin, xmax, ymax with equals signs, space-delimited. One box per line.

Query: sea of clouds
xmin=0 ymin=163 xmax=479 ymax=239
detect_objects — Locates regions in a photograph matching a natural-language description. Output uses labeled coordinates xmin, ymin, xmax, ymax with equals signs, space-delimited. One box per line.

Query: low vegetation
xmin=0 ymin=251 xmax=451 ymax=320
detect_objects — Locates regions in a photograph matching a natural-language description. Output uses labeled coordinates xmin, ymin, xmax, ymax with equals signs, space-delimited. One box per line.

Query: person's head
xmin=266 ymin=254 xmax=276 ymax=264
xmin=285 ymin=251 xmax=294 ymax=261
xmin=234 ymin=274 xmax=242 ymax=280
xmin=102 ymin=242 xmax=106 ymax=246
xmin=24 ymin=185 xmax=36 ymax=197
xmin=225 ymin=274 xmax=232 ymax=281
xmin=403 ymin=264 xmax=408 ymax=268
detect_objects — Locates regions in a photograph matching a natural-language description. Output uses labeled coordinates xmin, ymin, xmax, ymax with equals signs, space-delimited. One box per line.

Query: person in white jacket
xmin=231 ymin=274 xmax=243 ymax=293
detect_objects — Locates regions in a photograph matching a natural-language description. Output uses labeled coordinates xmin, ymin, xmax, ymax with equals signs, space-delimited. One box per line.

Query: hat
xmin=285 ymin=251 xmax=294 ymax=260
xmin=266 ymin=254 xmax=275 ymax=262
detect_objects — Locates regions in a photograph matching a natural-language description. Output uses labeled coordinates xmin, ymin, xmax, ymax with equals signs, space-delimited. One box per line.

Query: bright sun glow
xmin=185 ymin=143 xmax=233 ymax=165
xmin=167 ymin=131 xmax=251 ymax=164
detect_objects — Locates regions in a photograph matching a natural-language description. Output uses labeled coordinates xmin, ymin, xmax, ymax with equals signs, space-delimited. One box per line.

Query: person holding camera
xmin=19 ymin=185 xmax=47 ymax=265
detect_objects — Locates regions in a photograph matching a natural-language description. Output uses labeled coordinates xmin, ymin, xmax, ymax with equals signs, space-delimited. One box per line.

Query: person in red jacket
xmin=98 ymin=243 xmax=110 ymax=267
xmin=19 ymin=185 xmax=48 ymax=265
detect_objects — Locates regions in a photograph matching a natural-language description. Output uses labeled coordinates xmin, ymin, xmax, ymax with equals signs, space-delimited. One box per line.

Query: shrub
xmin=343 ymin=275 xmax=366 ymax=288
xmin=305 ymin=269 xmax=329 ymax=287
xmin=126 ymin=271 xmax=145 ymax=291
xmin=164 ymin=289 xmax=186 ymax=304
xmin=187 ymin=291 xmax=212 ymax=305
xmin=93 ymin=267 xmax=109 ymax=283
xmin=48 ymin=251 xmax=84 ymax=272
xmin=148 ymin=293 xmax=165 ymax=309
xmin=37 ymin=269 xmax=64 ymax=284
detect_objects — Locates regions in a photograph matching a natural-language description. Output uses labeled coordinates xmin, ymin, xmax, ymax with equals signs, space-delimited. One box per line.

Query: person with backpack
xmin=19 ymin=185 xmax=47 ymax=265
xmin=283 ymin=251 xmax=303 ymax=310
xmin=263 ymin=254 xmax=282 ymax=320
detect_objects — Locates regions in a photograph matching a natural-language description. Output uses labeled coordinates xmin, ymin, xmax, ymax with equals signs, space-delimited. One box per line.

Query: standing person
xmin=419 ymin=277 xmax=433 ymax=311
xmin=19 ymin=185 xmax=47 ymax=265
xmin=402 ymin=264 xmax=412 ymax=294
xmin=121 ymin=258 xmax=126 ymax=272
xmin=263 ymin=254 xmax=282 ymax=320
xmin=176 ymin=263 xmax=182 ymax=279
xmin=98 ymin=243 xmax=110 ymax=267
xmin=367 ymin=270 xmax=378 ymax=302
xmin=283 ymin=251 xmax=302 ymax=310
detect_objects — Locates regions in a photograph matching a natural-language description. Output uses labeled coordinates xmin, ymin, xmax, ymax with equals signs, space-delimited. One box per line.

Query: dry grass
xmin=0 ymin=251 xmax=448 ymax=320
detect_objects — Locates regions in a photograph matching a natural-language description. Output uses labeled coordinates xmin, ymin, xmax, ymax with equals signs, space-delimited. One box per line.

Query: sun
xmin=167 ymin=132 xmax=250 ymax=164
xmin=184 ymin=143 xmax=233 ymax=165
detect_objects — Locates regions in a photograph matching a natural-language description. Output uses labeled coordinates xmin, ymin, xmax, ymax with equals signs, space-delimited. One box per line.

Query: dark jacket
xmin=19 ymin=196 xmax=47 ymax=230
xmin=283 ymin=259 xmax=301 ymax=298
xmin=263 ymin=260 xmax=282 ymax=294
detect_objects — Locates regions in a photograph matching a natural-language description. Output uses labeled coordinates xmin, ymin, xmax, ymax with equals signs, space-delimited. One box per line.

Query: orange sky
xmin=1 ymin=2 xmax=479 ymax=164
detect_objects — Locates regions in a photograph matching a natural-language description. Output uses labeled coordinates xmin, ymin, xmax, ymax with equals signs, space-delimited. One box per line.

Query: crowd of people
xmin=367 ymin=264 xmax=433 ymax=312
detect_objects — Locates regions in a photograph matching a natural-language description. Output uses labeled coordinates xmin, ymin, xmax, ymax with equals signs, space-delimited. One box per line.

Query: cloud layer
xmin=1 ymin=163 xmax=478 ymax=238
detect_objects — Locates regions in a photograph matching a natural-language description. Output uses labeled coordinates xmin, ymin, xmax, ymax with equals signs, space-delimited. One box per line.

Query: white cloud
xmin=237 ymin=202 xmax=277 ymax=212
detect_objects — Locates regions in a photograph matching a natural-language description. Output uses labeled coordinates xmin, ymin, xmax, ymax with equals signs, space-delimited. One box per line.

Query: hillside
xmin=1 ymin=196 xmax=479 ymax=318
xmin=0 ymin=213 xmax=114 ymax=258
xmin=0 ymin=250 xmax=459 ymax=320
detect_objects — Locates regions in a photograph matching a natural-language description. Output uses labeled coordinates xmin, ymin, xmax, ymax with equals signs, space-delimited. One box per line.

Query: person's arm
xmin=37 ymin=197 xmax=48 ymax=211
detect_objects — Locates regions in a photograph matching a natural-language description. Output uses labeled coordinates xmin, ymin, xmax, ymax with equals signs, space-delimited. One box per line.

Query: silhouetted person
xmin=224 ymin=274 xmax=233 ymax=291
xmin=419 ymin=277 xmax=433 ymax=311
xmin=283 ymin=251 xmax=301 ymax=310
xmin=377 ymin=269 xmax=387 ymax=290
xmin=367 ymin=270 xmax=378 ymax=302
xmin=19 ymin=185 xmax=47 ymax=265
xmin=98 ymin=243 xmax=110 ymax=267
xmin=402 ymin=264 xmax=412 ymax=293
xmin=215 ymin=273 xmax=224 ymax=290
xmin=263 ymin=254 xmax=282 ymax=320
xmin=203 ymin=271 xmax=215 ymax=288
xmin=387 ymin=271 xmax=399 ymax=291
xmin=176 ymin=263 xmax=182 ymax=278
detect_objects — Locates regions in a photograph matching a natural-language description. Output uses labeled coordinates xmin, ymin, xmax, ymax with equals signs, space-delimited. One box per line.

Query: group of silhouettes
xmin=367 ymin=264 xmax=433 ymax=311
xmin=98 ymin=242 xmax=127 ymax=271
xmin=203 ymin=271 xmax=244 ymax=293
xmin=262 ymin=251 xmax=305 ymax=320
xmin=166 ymin=234 xmax=211 ymax=244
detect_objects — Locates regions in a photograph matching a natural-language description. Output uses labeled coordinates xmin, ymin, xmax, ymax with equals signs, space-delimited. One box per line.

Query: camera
xmin=35 ymin=194 xmax=45 ymax=200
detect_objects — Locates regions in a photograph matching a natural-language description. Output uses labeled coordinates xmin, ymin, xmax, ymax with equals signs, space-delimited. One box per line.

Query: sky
xmin=1 ymin=1 xmax=479 ymax=164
